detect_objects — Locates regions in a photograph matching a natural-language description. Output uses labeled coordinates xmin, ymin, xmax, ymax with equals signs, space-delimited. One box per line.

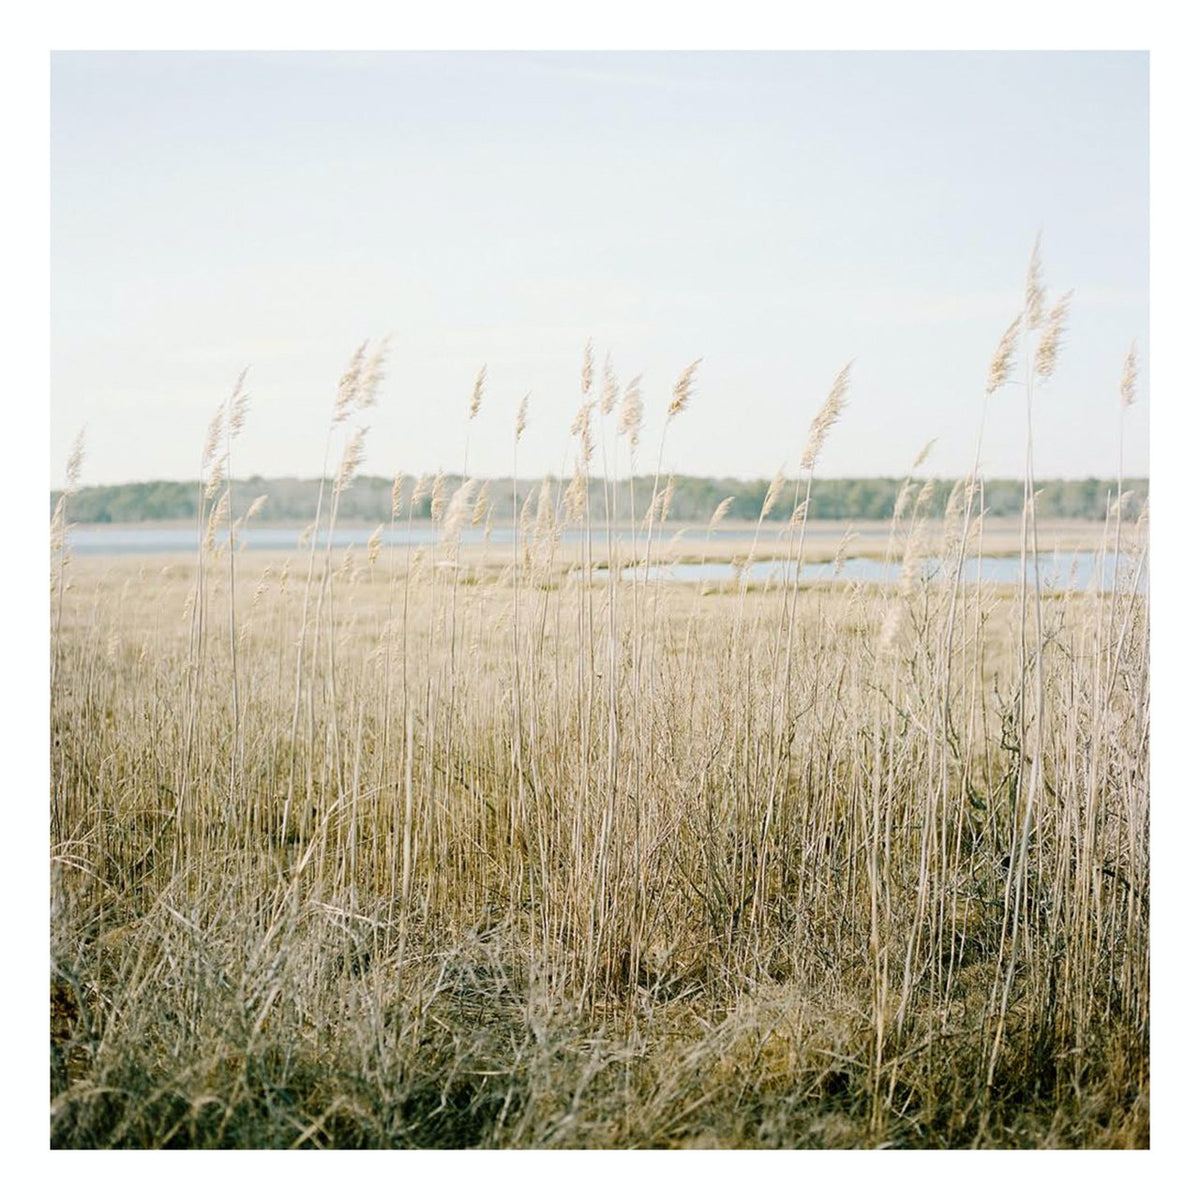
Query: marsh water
xmin=66 ymin=525 xmax=1143 ymax=593
xmin=610 ymin=552 xmax=1143 ymax=593
xmin=66 ymin=524 xmax=853 ymax=554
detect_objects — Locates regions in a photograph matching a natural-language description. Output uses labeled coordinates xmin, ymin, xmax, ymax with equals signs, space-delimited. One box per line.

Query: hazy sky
xmin=51 ymin=51 xmax=1149 ymax=486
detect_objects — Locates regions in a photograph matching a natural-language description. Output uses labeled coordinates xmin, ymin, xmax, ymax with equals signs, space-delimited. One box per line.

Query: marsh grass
xmin=50 ymin=280 xmax=1148 ymax=1149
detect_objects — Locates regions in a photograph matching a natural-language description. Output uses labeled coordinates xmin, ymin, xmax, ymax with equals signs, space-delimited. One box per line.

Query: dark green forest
xmin=52 ymin=474 xmax=1148 ymax=526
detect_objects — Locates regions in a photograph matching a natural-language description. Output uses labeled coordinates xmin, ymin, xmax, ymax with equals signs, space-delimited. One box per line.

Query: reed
xmin=49 ymin=250 xmax=1148 ymax=1149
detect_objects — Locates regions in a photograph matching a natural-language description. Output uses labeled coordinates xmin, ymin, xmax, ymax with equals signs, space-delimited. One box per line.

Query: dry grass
xmin=49 ymin=315 xmax=1149 ymax=1150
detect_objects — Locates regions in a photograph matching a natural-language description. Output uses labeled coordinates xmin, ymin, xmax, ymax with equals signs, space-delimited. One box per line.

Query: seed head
xmin=986 ymin=314 xmax=1022 ymax=395
xmin=202 ymin=403 xmax=225 ymax=470
xmin=469 ymin=365 xmax=486 ymax=421
xmin=600 ymin=356 xmax=619 ymax=416
xmin=243 ymin=494 xmax=268 ymax=523
xmin=1035 ymin=291 xmax=1073 ymax=380
xmin=581 ymin=339 xmax=594 ymax=397
xmin=1120 ymin=341 xmax=1138 ymax=409
xmin=708 ymin=495 xmax=735 ymax=532
xmin=333 ymin=341 xmax=368 ymax=425
xmin=667 ymin=359 xmax=702 ymax=420
xmin=430 ymin=471 xmax=447 ymax=522
xmin=564 ymin=465 xmax=588 ymax=524
xmin=334 ymin=427 xmax=368 ymax=497
xmin=411 ymin=473 xmax=431 ymax=509
xmin=617 ymin=375 xmax=644 ymax=450
xmin=800 ymin=362 xmax=852 ymax=472
xmin=65 ymin=428 xmax=86 ymax=493
xmin=358 ymin=338 xmax=390 ymax=411
xmin=471 ymin=482 xmax=490 ymax=525
xmin=760 ymin=468 xmax=786 ymax=520
xmin=515 ymin=393 xmax=530 ymax=443
xmin=366 ymin=524 xmax=384 ymax=566
xmin=441 ymin=479 xmax=478 ymax=544
xmin=1025 ymin=233 xmax=1045 ymax=330
xmin=570 ymin=402 xmax=595 ymax=464
xmin=227 ymin=368 xmax=251 ymax=438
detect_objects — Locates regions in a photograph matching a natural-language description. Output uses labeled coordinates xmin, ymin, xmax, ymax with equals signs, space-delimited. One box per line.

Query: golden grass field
xmin=49 ymin=302 xmax=1149 ymax=1148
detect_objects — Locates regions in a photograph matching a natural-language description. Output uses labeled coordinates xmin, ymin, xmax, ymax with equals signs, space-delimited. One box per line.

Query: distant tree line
xmin=52 ymin=474 xmax=1149 ymax=526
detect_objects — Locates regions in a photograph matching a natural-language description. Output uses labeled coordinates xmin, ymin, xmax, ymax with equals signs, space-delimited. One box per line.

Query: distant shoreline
xmin=68 ymin=516 xmax=1111 ymax=534
xmin=63 ymin=517 xmax=1130 ymax=569
xmin=52 ymin=475 xmax=1149 ymax=530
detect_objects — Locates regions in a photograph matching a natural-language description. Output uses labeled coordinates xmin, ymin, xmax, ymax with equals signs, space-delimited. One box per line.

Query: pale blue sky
xmin=51 ymin=51 xmax=1149 ymax=485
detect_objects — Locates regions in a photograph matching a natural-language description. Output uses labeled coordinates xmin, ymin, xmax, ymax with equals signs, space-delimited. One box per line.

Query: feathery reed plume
xmin=667 ymin=359 xmax=702 ymax=420
xmin=471 ymin=482 xmax=490 ymax=525
xmin=641 ymin=488 xmax=660 ymax=529
xmin=800 ymin=362 xmax=853 ymax=471
xmin=601 ymin=355 xmax=618 ymax=416
xmin=242 ymin=494 xmax=268 ymax=523
xmin=761 ymin=468 xmax=786 ymax=520
xmin=204 ymin=457 xmax=225 ymax=502
xmin=534 ymin=477 xmax=555 ymax=538
xmin=65 ymin=428 xmax=86 ymax=492
xmin=915 ymin=477 xmax=935 ymax=517
xmin=231 ymin=493 xmax=269 ymax=549
xmin=518 ymin=487 xmax=536 ymax=537
xmin=204 ymin=490 xmax=230 ymax=553
xmin=1120 ymin=341 xmax=1138 ymax=408
xmin=987 ymin=315 xmax=1022 ymax=395
xmin=966 ymin=508 xmax=985 ymax=548
xmin=411 ymin=473 xmax=431 ymax=511
xmin=49 ymin=497 xmax=68 ymax=554
xmin=227 ymin=368 xmax=251 ymax=438
xmin=201 ymin=402 xmax=225 ymax=472
xmin=581 ymin=339 xmax=594 ymax=396
xmin=430 ymin=471 xmax=447 ymax=522
xmin=660 ymin=475 xmax=676 ymax=522
xmin=334 ymin=427 xmax=368 ymax=497
xmin=1110 ymin=491 xmax=1135 ymax=520
xmin=366 ymin=525 xmax=384 ymax=566
xmin=469 ymin=366 xmax=486 ymax=421
xmin=708 ymin=495 xmax=735 ymax=532
xmin=333 ymin=341 xmax=368 ymax=424
xmin=912 ymin=438 xmax=936 ymax=472
xmin=1035 ymin=291 xmax=1073 ymax=380
xmin=441 ymin=479 xmax=478 ymax=545
xmin=515 ymin=393 xmax=530 ymax=443
xmin=617 ymin=375 xmax=644 ymax=450
xmin=571 ymin=402 xmax=595 ymax=464
xmin=564 ymin=464 xmax=588 ymax=525
xmin=391 ymin=472 xmax=406 ymax=519
xmin=944 ymin=479 xmax=965 ymax=522
xmin=832 ymin=528 xmax=856 ymax=576
xmin=1025 ymin=233 xmax=1045 ymax=329
xmin=359 ymin=338 xmax=390 ymax=410
xmin=942 ymin=479 xmax=966 ymax=552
